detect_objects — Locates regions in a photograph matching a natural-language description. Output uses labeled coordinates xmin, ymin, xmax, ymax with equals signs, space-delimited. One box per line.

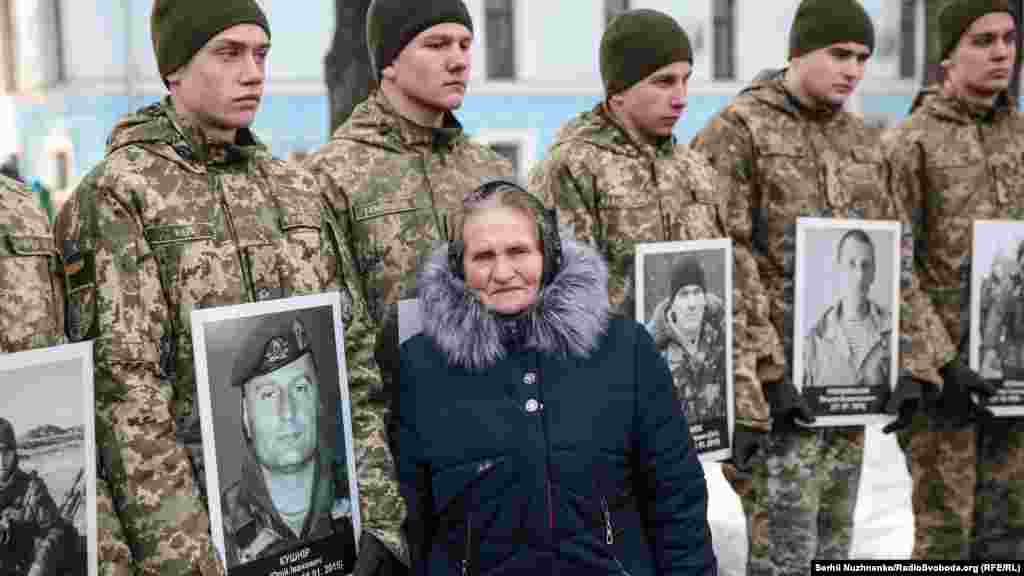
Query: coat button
xmin=522 ymin=372 xmax=537 ymax=385
xmin=525 ymin=398 xmax=541 ymax=413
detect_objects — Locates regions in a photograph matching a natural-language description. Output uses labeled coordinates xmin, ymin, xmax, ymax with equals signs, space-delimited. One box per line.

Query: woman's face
xmin=462 ymin=205 xmax=544 ymax=315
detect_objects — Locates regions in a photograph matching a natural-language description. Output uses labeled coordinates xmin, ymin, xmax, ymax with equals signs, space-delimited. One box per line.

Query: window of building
xmin=53 ymin=0 xmax=65 ymax=84
xmin=899 ymin=0 xmax=916 ymax=79
xmin=605 ymin=0 xmax=629 ymax=26
xmin=489 ymin=143 xmax=520 ymax=177
xmin=0 ymin=0 xmax=15 ymax=92
xmin=54 ymin=150 xmax=69 ymax=190
xmin=486 ymin=0 xmax=516 ymax=80
xmin=712 ymin=0 xmax=735 ymax=80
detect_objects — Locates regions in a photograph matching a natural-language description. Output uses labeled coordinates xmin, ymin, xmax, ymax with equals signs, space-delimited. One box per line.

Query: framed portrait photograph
xmin=794 ymin=218 xmax=901 ymax=427
xmin=191 ymin=292 xmax=359 ymax=576
xmin=969 ymin=220 xmax=1024 ymax=417
xmin=635 ymin=239 xmax=734 ymax=463
xmin=0 ymin=341 xmax=97 ymax=576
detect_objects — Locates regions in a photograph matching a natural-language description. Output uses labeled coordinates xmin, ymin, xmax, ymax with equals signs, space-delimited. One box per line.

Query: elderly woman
xmin=396 ymin=180 xmax=716 ymax=575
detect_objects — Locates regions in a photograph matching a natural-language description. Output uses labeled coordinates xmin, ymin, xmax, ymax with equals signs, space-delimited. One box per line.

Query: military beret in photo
xmin=788 ymin=0 xmax=875 ymax=60
xmin=231 ymin=314 xmax=313 ymax=389
xmin=939 ymin=0 xmax=1015 ymax=59
xmin=151 ymin=0 xmax=270 ymax=81
xmin=600 ymin=9 xmax=693 ymax=95
xmin=366 ymin=0 xmax=474 ymax=77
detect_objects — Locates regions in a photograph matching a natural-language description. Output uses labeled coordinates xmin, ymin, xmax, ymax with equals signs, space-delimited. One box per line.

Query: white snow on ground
xmin=706 ymin=423 xmax=915 ymax=575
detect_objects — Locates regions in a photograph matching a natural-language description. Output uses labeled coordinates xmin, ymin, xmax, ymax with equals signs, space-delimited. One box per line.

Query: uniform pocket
xmin=0 ymin=234 xmax=61 ymax=349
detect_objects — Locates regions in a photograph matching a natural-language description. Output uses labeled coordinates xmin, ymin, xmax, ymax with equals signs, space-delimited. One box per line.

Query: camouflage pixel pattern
xmin=529 ymin=103 xmax=783 ymax=433
xmin=0 ymin=468 xmax=66 ymax=574
xmin=729 ymin=426 xmax=864 ymax=575
xmin=55 ymin=98 xmax=406 ymax=574
xmin=885 ymin=86 xmax=1024 ymax=559
xmin=304 ymin=90 xmax=514 ymax=326
xmin=688 ymin=71 xmax=954 ymax=571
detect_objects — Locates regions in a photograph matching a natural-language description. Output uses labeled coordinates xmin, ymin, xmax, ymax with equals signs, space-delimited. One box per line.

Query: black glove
xmin=764 ymin=378 xmax=815 ymax=431
xmin=882 ymin=377 xmax=921 ymax=434
xmin=352 ymin=532 xmax=408 ymax=576
xmin=726 ymin=424 xmax=768 ymax=479
xmin=930 ymin=361 xmax=999 ymax=428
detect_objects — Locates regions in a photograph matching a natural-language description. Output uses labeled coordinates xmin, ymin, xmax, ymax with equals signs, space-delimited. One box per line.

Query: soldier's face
xmin=167 ymin=24 xmax=269 ymax=141
xmin=945 ymin=13 xmax=1017 ymax=99
xmin=611 ymin=61 xmax=691 ymax=142
xmin=838 ymin=237 xmax=875 ymax=306
xmin=671 ymin=284 xmax=706 ymax=331
xmin=382 ymin=23 xmax=473 ymax=114
xmin=794 ymin=42 xmax=869 ymax=108
xmin=243 ymin=353 xmax=320 ymax=473
xmin=0 ymin=443 xmax=14 ymax=482
xmin=462 ymin=206 xmax=544 ymax=315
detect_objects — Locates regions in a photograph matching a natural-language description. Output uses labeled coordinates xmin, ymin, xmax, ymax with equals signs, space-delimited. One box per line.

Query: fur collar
xmin=417 ymin=238 xmax=611 ymax=371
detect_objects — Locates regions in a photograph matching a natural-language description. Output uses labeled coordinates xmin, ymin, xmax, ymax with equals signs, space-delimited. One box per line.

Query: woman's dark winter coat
xmin=395 ymin=238 xmax=717 ymax=575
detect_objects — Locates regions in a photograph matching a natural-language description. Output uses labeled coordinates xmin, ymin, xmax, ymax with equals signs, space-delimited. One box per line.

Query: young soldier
xmin=303 ymin=0 xmax=513 ymax=392
xmin=529 ymin=8 xmax=783 ymax=476
xmin=55 ymin=0 xmax=405 ymax=573
xmin=691 ymin=0 xmax=962 ymax=572
xmin=883 ymin=0 xmax=1023 ymax=559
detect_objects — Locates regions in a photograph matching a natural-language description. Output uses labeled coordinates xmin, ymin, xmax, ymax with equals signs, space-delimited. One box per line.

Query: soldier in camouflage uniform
xmin=0 ymin=418 xmax=64 ymax=576
xmin=55 ymin=1 xmax=406 ymax=573
xmin=529 ymin=8 xmax=783 ymax=475
xmin=303 ymin=0 xmax=513 ymax=396
xmin=882 ymin=0 xmax=1024 ymax=559
xmin=691 ymin=0 xmax=959 ymax=572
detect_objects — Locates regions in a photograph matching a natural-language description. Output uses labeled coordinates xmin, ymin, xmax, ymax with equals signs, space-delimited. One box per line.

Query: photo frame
xmin=0 ymin=341 xmax=97 ymax=576
xmin=969 ymin=220 xmax=1024 ymax=417
xmin=794 ymin=218 xmax=901 ymax=427
xmin=191 ymin=292 xmax=359 ymax=575
xmin=635 ymin=239 xmax=734 ymax=463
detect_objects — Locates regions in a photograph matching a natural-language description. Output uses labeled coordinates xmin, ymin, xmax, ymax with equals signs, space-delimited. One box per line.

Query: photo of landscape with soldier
xmin=191 ymin=294 xmax=359 ymax=574
xmin=0 ymin=343 xmax=96 ymax=576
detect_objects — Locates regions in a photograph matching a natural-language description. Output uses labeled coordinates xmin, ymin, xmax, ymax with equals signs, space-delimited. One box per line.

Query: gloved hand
xmin=882 ymin=376 xmax=921 ymax=434
xmin=763 ymin=378 xmax=815 ymax=431
xmin=726 ymin=424 xmax=768 ymax=479
xmin=930 ymin=361 xmax=999 ymax=428
xmin=352 ymin=532 xmax=408 ymax=576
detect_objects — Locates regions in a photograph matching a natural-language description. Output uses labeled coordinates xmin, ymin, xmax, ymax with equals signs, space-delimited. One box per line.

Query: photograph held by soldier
xmin=689 ymin=0 xmax=961 ymax=571
xmin=220 ymin=314 xmax=339 ymax=568
xmin=981 ymin=239 xmax=1024 ymax=382
xmin=528 ymin=6 xmax=783 ymax=500
xmin=53 ymin=0 xmax=408 ymax=573
xmin=396 ymin=181 xmax=717 ymax=575
xmin=303 ymin=0 xmax=514 ymax=405
xmin=882 ymin=0 xmax=1023 ymax=559
xmin=0 ymin=417 xmax=65 ymax=576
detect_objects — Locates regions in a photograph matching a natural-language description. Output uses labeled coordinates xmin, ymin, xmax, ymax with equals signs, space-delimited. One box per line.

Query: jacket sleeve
xmin=633 ymin=324 xmax=716 ymax=574
xmin=24 ymin=473 xmax=64 ymax=576
xmin=55 ymin=168 xmax=224 ymax=575
xmin=692 ymin=114 xmax=783 ymax=432
xmin=394 ymin=345 xmax=432 ymax=576
xmin=529 ymin=146 xmax=605 ymax=254
xmin=882 ymin=133 xmax=958 ymax=386
xmin=319 ymin=199 xmax=409 ymax=566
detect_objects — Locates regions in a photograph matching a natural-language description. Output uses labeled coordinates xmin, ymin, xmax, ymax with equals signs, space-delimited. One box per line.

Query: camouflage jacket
xmin=55 ymin=98 xmax=405 ymax=574
xmin=0 ymin=468 xmax=64 ymax=575
xmin=304 ymin=90 xmax=513 ymax=326
xmin=530 ymin=102 xmax=782 ymax=431
xmin=692 ymin=70 xmax=956 ymax=388
xmin=884 ymin=86 xmax=1024 ymax=354
xmin=0 ymin=174 xmax=62 ymax=354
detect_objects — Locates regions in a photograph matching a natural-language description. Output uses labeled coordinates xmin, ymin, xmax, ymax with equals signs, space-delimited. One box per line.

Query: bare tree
xmin=325 ymin=0 xmax=374 ymax=132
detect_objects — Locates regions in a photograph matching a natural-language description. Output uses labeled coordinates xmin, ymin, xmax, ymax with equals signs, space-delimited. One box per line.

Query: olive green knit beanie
xmin=600 ymin=9 xmax=692 ymax=96
xmin=151 ymin=0 xmax=270 ymax=83
xmin=366 ymin=0 xmax=474 ymax=78
xmin=939 ymin=0 xmax=1015 ymax=59
xmin=788 ymin=0 xmax=875 ymax=60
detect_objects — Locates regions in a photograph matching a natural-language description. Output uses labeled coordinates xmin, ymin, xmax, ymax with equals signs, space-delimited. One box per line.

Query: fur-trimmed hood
xmin=417 ymin=237 xmax=611 ymax=371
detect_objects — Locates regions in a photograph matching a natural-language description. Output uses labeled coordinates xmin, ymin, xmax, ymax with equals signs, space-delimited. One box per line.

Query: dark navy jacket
xmin=395 ymin=239 xmax=716 ymax=575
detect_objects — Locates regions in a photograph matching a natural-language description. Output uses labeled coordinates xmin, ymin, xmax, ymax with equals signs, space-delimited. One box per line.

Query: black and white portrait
xmin=794 ymin=218 xmax=901 ymax=426
xmin=970 ymin=220 xmax=1024 ymax=417
xmin=636 ymin=239 xmax=733 ymax=463
xmin=0 ymin=341 xmax=96 ymax=576
xmin=191 ymin=293 xmax=359 ymax=573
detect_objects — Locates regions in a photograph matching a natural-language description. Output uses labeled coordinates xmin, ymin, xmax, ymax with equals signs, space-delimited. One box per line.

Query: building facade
xmin=0 ymin=0 xmax=1000 ymax=211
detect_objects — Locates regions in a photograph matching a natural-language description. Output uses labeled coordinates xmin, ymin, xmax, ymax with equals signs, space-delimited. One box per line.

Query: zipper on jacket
xmin=601 ymin=497 xmax=614 ymax=545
